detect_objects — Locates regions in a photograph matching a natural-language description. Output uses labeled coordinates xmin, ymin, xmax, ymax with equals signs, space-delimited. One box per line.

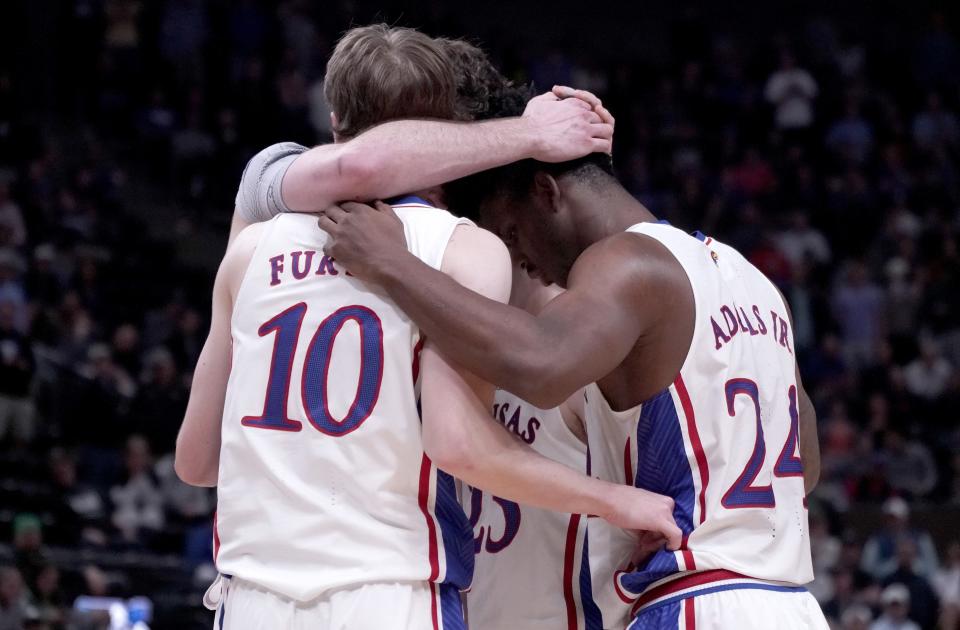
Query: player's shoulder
xmin=573 ymin=229 xmax=681 ymax=283
xmin=441 ymin=223 xmax=511 ymax=303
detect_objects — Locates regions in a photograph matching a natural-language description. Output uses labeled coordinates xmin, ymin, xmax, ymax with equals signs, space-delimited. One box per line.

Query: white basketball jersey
xmin=585 ymin=222 xmax=813 ymax=627
xmin=215 ymin=197 xmax=475 ymax=606
xmin=463 ymin=389 xmax=600 ymax=630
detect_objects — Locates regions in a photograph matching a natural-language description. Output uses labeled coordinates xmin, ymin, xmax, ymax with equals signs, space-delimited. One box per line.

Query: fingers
xmin=532 ymin=90 xmax=560 ymax=103
xmin=317 ymin=214 xmax=339 ymax=235
xmin=554 ymin=85 xmax=603 ymax=109
xmin=595 ymin=103 xmax=616 ymax=129
xmin=339 ymin=201 xmax=375 ymax=213
xmin=591 ymin=138 xmax=613 ymax=154
xmin=373 ymin=200 xmax=401 ymax=220
xmin=591 ymin=122 xmax=614 ymax=139
xmin=663 ymin=521 xmax=682 ymax=551
xmin=321 ymin=205 xmax=349 ymax=224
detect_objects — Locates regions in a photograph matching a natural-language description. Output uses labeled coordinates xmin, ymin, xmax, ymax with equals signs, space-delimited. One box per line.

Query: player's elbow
xmin=422 ymin=428 xmax=478 ymax=479
xmin=174 ymin=439 xmax=218 ymax=487
xmin=510 ymin=355 xmax=571 ymax=409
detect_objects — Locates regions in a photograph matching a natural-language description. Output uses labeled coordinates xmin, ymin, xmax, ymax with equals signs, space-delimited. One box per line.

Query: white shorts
xmin=204 ymin=575 xmax=464 ymax=630
xmin=628 ymin=571 xmax=829 ymax=630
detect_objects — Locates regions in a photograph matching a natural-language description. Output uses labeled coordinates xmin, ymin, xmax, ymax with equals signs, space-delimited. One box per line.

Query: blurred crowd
xmin=0 ymin=1 xmax=958 ymax=628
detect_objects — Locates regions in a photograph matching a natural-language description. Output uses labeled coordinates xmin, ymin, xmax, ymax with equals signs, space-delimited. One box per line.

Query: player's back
xmin=463 ymin=389 xmax=596 ymax=630
xmin=215 ymin=198 xmax=472 ymax=602
xmin=585 ymin=222 xmax=814 ymax=625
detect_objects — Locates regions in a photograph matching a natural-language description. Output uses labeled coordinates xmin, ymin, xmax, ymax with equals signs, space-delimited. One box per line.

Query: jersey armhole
xmin=230 ymin=217 xmax=281 ymax=329
xmin=625 ymin=224 xmax=702 ymax=379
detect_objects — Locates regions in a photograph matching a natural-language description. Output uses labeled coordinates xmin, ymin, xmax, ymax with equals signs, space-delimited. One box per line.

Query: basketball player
xmin=175 ymin=25 xmax=680 ymax=630
xmin=463 ymin=264 xmax=597 ymax=630
xmin=317 ymin=109 xmax=829 ymax=628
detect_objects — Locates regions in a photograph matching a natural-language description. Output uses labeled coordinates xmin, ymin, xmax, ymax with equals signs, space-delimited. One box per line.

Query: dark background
xmin=0 ymin=1 xmax=958 ymax=628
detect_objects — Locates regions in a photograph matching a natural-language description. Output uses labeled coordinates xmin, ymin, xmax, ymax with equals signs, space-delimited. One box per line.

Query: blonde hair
xmin=324 ymin=24 xmax=458 ymax=139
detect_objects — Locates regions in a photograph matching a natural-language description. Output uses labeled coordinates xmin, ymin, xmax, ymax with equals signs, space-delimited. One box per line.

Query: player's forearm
xmin=379 ymin=255 xmax=564 ymax=402
xmin=175 ymin=348 xmax=227 ymax=487
xmin=285 ymin=118 xmax=539 ymax=212
xmin=433 ymin=410 xmax=624 ymax=519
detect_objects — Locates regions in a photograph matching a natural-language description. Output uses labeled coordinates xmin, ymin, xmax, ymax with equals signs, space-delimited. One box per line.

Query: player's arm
xmin=421 ymin=226 xmax=680 ymax=545
xmin=320 ymin=203 xmax=661 ymax=408
xmin=174 ymin=225 xmax=261 ymax=486
xmin=227 ymin=91 xmax=613 ymax=246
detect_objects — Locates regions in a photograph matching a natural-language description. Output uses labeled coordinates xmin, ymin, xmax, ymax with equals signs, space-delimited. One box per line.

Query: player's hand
xmin=602 ymin=485 xmax=682 ymax=551
xmin=318 ymin=201 xmax=407 ymax=282
xmin=552 ymin=85 xmax=616 ymax=130
xmin=522 ymin=89 xmax=613 ymax=162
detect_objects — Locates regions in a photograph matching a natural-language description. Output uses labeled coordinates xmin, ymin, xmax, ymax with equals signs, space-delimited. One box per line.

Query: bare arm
xmin=228 ymin=91 xmax=613 ymax=245
xmin=320 ymin=203 xmax=662 ymax=408
xmin=421 ymin=225 xmax=679 ymax=544
xmin=175 ymin=225 xmax=261 ymax=486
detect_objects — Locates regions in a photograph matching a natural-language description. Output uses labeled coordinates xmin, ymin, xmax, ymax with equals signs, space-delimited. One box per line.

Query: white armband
xmin=234 ymin=142 xmax=309 ymax=222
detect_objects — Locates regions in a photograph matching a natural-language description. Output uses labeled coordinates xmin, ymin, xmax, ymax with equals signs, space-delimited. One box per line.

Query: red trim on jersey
xmin=623 ymin=437 xmax=634 ymax=486
xmin=635 ymin=569 xmax=749 ymax=610
xmin=212 ymin=510 xmax=221 ymax=562
xmin=680 ymin=533 xmax=696 ymax=570
xmin=412 ymin=337 xmax=425 ymax=383
xmin=614 ymin=565 xmax=639 ymax=604
xmin=429 ymin=581 xmax=440 ymax=630
xmin=674 ymin=376 xmax=709 ymax=523
xmin=562 ymin=514 xmax=581 ymax=630
xmin=684 ymin=597 xmax=696 ymax=629
xmin=418 ymin=454 xmax=441 ymax=582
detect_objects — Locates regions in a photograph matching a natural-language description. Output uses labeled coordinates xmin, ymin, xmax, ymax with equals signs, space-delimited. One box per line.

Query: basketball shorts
xmin=204 ymin=574 xmax=464 ymax=630
xmin=627 ymin=570 xmax=829 ymax=630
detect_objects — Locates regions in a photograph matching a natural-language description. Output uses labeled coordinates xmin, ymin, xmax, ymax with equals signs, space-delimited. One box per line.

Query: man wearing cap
xmin=862 ymin=497 xmax=939 ymax=580
xmin=871 ymin=584 xmax=920 ymax=630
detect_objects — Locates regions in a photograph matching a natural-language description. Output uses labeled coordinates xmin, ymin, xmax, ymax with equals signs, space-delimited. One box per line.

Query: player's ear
xmin=533 ymin=171 xmax=562 ymax=214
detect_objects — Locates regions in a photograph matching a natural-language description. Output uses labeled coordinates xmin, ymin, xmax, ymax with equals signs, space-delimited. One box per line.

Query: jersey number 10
xmin=241 ymin=302 xmax=384 ymax=436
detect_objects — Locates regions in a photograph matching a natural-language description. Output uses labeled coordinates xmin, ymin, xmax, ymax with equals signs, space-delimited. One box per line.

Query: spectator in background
xmin=764 ymin=50 xmax=818 ymax=135
xmin=827 ymin=99 xmax=874 ymax=165
xmin=45 ymin=448 xmax=108 ymax=547
xmin=776 ymin=210 xmax=832 ymax=271
xmin=131 ymin=347 xmax=187 ymax=454
xmin=0 ymin=250 xmax=27 ymax=332
xmin=904 ymin=338 xmax=954 ymax=401
xmin=12 ymin=515 xmax=48 ymax=595
xmin=912 ymin=92 xmax=959 ymax=153
xmin=0 ymin=567 xmax=27 ymax=630
xmin=0 ymin=300 xmax=35 ymax=444
xmin=933 ymin=540 xmax=960 ymax=630
xmin=879 ymin=430 xmax=939 ymax=499
xmin=882 ymin=539 xmax=940 ymax=628
xmin=832 ymin=261 xmax=885 ymax=370
xmin=842 ymin=604 xmax=873 ymax=630
xmin=110 ymin=435 xmax=164 ymax=546
xmin=934 ymin=541 xmax=960 ymax=630
xmin=0 ymin=181 xmax=26 ymax=248
xmin=862 ymin=498 xmax=939 ymax=581
xmin=871 ymin=584 xmax=919 ymax=630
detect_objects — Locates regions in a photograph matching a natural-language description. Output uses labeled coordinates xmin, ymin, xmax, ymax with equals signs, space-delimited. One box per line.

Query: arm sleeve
xmin=234 ymin=142 xmax=309 ymax=222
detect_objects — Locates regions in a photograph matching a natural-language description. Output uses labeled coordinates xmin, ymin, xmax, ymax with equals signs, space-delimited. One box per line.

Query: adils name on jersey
xmin=492 ymin=401 xmax=540 ymax=445
xmin=710 ymin=302 xmax=793 ymax=354
xmin=267 ymin=250 xmax=350 ymax=286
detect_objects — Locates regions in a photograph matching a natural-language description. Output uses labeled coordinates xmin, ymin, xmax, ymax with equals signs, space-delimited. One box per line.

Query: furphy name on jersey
xmin=266 ymin=250 xmax=348 ymax=285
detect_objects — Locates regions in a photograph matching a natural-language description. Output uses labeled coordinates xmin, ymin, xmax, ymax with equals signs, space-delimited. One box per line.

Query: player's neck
xmin=571 ymin=182 xmax=657 ymax=248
